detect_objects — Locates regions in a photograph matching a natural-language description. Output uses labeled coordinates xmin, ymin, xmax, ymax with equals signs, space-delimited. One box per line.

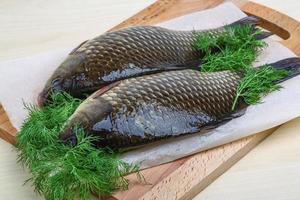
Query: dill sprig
xmin=232 ymin=66 xmax=288 ymax=109
xmin=17 ymin=93 xmax=138 ymax=200
xmin=195 ymin=25 xmax=267 ymax=72
xmin=194 ymin=25 xmax=288 ymax=109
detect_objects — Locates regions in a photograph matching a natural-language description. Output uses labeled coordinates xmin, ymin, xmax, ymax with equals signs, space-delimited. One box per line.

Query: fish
xmin=38 ymin=16 xmax=270 ymax=106
xmin=59 ymin=58 xmax=300 ymax=150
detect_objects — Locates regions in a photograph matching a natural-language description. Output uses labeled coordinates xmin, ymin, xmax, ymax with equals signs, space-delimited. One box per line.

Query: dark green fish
xmin=38 ymin=16 xmax=269 ymax=106
xmin=59 ymin=58 xmax=300 ymax=150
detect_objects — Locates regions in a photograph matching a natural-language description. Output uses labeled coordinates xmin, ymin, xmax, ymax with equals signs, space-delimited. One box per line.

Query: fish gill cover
xmin=16 ymin=25 xmax=288 ymax=200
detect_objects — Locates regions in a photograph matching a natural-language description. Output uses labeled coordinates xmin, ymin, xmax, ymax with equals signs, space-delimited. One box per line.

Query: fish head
xmin=38 ymin=53 xmax=86 ymax=106
xmin=59 ymin=95 xmax=114 ymax=147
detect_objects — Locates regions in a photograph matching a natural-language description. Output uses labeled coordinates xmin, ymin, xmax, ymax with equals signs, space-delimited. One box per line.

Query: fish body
xmin=59 ymin=58 xmax=300 ymax=150
xmin=60 ymin=69 xmax=243 ymax=149
xmin=38 ymin=16 xmax=264 ymax=106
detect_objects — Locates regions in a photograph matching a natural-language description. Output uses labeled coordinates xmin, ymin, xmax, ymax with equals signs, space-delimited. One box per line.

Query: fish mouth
xmin=38 ymin=89 xmax=51 ymax=107
xmin=38 ymin=78 xmax=65 ymax=107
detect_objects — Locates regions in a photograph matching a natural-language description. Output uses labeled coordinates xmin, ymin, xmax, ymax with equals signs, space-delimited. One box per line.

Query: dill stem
xmin=231 ymin=94 xmax=240 ymax=111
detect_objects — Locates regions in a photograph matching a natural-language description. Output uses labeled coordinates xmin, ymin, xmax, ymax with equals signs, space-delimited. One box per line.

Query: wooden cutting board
xmin=1 ymin=0 xmax=300 ymax=199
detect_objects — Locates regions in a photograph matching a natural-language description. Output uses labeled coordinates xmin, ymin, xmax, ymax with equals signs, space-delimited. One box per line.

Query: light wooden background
xmin=0 ymin=0 xmax=300 ymax=200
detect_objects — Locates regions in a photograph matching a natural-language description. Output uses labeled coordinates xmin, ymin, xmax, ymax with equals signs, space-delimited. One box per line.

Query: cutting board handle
xmin=241 ymin=1 xmax=300 ymax=56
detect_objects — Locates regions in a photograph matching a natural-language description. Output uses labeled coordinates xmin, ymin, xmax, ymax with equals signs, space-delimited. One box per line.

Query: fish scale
xmin=60 ymin=69 xmax=242 ymax=149
xmin=78 ymin=26 xmax=197 ymax=65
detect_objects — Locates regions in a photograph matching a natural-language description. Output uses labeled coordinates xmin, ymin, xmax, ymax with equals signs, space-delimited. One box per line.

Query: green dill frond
xmin=194 ymin=25 xmax=267 ymax=72
xmin=16 ymin=93 xmax=138 ymax=200
xmin=200 ymin=47 xmax=257 ymax=72
xmin=232 ymin=66 xmax=289 ymax=109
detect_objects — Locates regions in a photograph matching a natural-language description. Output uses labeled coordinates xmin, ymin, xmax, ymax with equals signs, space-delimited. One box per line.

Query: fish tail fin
xmin=228 ymin=16 xmax=261 ymax=27
xmin=227 ymin=16 xmax=273 ymax=40
xmin=254 ymin=30 xmax=273 ymax=40
xmin=269 ymin=57 xmax=300 ymax=83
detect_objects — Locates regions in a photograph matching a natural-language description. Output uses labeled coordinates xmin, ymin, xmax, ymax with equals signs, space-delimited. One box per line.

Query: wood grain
xmin=0 ymin=105 xmax=17 ymax=145
xmin=194 ymin=116 xmax=300 ymax=200
xmin=112 ymin=128 xmax=275 ymax=200
xmin=0 ymin=0 xmax=299 ymax=200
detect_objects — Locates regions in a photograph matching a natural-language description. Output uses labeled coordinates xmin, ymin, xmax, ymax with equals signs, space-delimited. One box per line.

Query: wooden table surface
xmin=0 ymin=0 xmax=299 ymax=200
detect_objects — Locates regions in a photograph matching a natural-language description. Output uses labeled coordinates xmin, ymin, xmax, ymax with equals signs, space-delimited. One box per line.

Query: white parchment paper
xmin=0 ymin=3 xmax=299 ymax=169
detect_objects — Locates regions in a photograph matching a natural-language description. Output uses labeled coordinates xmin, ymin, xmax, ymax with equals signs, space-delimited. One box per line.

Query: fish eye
xmin=50 ymin=78 xmax=64 ymax=92
xmin=51 ymin=78 xmax=61 ymax=87
xmin=62 ymin=78 xmax=74 ymax=90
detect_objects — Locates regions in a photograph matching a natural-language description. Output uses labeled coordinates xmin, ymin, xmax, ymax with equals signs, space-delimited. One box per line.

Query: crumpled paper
xmin=0 ymin=3 xmax=299 ymax=169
